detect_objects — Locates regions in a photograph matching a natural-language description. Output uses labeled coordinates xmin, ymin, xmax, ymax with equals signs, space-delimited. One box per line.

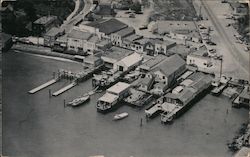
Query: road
xmin=200 ymin=0 xmax=249 ymax=77
xmin=61 ymin=0 xmax=94 ymax=33
xmin=66 ymin=0 xmax=81 ymax=22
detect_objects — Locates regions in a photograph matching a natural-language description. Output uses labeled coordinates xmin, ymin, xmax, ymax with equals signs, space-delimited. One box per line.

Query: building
xmin=169 ymin=29 xmax=202 ymax=43
xmin=167 ymin=44 xmax=192 ymax=59
xmin=83 ymin=55 xmax=103 ymax=68
xmin=139 ymin=54 xmax=167 ymax=73
xmin=164 ymin=72 xmax=212 ymax=106
xmin=101 ymin=46 xmax=134 ymax=68
xmin=94 ymin=4 xmax=116 ymax=17
xmin=111 ymin=27 xmax=135 ymax=47
xmin=153 ymin=54 xmax=186 ymax=88
xmin=138 ymin=76 xmax=155 ymax=92
xmin=0 ymin=32 xmax=13 ymax=52
xmin=155 ymin=39 xmax=176 ymax=55
xmin=186 ymin=50 xmax=213 ymax=69
xmin=44 ymin=27 xmax=65 ymax=47
xmin=32 ymin=16 xmax=59 ymax=36
xmin=67 ymin=29 xmax=93 ymax=53
xmin=229 ymin=2 xmax=249 ymax=16
xmin=238 ymin=86 xmax=250 ymax=107
xmin=79 ymin=18 xmax=128 ymax=39
xmin=113 ymin=52 xmax=143 ymax=72
xmin=97 ymin=82 xmax=131 ymax=112
xmin=131 ymin=38 xmax=176 ymax=56
xmin=155 ymin=21 xmax=197 ymax=35
xmin=122 ymin=34 xmax=143 ymax=49
xmin=234 ymin=147 xmax=250 ymax=157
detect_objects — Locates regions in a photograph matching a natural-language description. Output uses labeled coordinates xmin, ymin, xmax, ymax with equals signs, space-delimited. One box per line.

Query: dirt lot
xmin=149 ymin=0 xmax=197 ymax=21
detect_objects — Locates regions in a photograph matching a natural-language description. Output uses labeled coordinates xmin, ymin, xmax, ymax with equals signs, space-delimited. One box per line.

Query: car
xmin=139 ymin=25 xmax=147 ymax=30
xmin=206 ymin=41 xmax=217 ymax=46
xmin=208 ymin=49 xmax=216 ymax=54
xmin=129 ymin=13 xmax=135 ymax=18
xmin=244 ymin=46 xmax=250 ymax=52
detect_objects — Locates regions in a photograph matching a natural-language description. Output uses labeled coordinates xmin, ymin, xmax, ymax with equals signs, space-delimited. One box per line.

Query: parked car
xmin=139 ymin=25 xmax=148 ymax=30
xmin=206 ymin=41 xmax=217 ymax=45
xmin=208 ymin=49 xmax=216 ymax=54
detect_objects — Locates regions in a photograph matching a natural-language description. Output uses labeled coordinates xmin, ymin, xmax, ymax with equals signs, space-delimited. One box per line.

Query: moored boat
xmin=113 ymin=112 xmax=129 ymax=120
xmin=68 ymin=95 xmax=90 ymax=107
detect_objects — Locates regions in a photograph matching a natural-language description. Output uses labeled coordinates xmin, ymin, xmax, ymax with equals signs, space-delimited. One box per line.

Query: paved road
xmin=66 ymin=0 xmax=81 ymax=22
xmin=61 ymin=0 xmax=94 ymax=33
xmin=200 ymin=0 xmax=249 ymax=75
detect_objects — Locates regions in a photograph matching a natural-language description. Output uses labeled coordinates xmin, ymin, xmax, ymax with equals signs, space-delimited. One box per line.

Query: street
xmin=200 ymin=0 xmax=249 ymax=79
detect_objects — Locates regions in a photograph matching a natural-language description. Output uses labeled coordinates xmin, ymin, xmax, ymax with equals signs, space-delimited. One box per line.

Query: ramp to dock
xmin=52 ymin=82 xmax=76 ymax=96
xmin=29 ymin=79 xmax=57 ymax=94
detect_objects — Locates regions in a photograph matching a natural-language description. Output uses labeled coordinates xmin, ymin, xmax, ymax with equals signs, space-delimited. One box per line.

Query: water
xmin=3 ymin=51 xmax=248 ymax=157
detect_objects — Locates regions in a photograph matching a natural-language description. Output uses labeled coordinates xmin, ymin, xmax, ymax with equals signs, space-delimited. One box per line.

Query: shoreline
xmin=12 ymin=49 xmax=81 ymax=64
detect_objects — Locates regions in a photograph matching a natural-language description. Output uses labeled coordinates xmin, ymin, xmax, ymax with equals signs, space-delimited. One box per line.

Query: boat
xmin=67 ymin=95 xmax=90 ymax=107
xmin=113 ymin=112 xmax=129 ymax=120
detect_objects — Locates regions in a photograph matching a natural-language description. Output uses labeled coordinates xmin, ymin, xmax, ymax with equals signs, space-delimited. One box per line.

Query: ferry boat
xmin=96 ymin=82 xmax=130 ymax=113
xmin=68 ymin=95 xmax=90 ymax=107
xmin=113 ymin=112 xmax=129 ymax=120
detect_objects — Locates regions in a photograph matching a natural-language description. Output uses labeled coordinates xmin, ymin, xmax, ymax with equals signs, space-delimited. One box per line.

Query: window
xmin=162 ymin=76 xmax=165 ymax=79
xmin=70 ymin=46 xmax=74 ymax=49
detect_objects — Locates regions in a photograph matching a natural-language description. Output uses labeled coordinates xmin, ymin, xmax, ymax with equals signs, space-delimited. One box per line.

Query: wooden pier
xmin=29 ymin=78 xmax=58 ymax=94
xmin=52 ymin=82 xmax=77 ymax=96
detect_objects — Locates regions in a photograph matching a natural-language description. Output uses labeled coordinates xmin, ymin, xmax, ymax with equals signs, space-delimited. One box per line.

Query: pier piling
xmin=140 ymin=118 xmax=143 ymax=127
xmin=49 ymin=89 xmax=51 ymax=98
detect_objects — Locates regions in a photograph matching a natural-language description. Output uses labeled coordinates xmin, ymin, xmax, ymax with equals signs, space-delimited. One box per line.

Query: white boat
xmin=68 ymin=95 xmax=90 ymax=107
xmin=113 ymin=112 xmax=129 ymax=120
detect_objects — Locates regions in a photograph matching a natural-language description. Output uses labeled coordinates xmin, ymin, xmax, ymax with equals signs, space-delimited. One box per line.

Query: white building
xmin=113 ymin=52 xmax=143 ymax=72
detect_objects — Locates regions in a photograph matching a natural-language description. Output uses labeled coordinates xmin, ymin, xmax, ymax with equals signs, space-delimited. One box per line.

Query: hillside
xmin=2 ymin=0 xmax=75 ymax=36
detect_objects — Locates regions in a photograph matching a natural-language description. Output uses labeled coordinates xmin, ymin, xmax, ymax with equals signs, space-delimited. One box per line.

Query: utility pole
xmin=219 ymin=57 xmax=223 ymax=78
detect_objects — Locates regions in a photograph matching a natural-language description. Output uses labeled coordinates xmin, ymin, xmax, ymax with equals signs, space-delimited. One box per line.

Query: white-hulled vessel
xmin=113 ymin=112 xmax=129 ymax=120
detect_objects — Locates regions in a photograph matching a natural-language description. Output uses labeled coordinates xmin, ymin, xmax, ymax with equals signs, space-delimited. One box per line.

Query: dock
xmin=52 ymin=82 xmax=76 ymax=96
xmin=29 ymin=78 xmax=58 ymax=94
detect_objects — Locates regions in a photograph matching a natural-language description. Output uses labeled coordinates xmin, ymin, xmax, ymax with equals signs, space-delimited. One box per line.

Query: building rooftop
xmin=239 ymin=87 xmax=250 ymax=99
xmin=133 ymin=37 xmax=151 ymax=45
xmin=102 ymin=46 xmax=133 ymax=60
xmin=45 ymin=27 xmax=64 ymax=36
xmin=157 ymin=20 xmax=197 ymax=34
xmin=118 ymin=53 xmax=143 ymax=68
xmin=98 ymin=93 xmax=118 ymax=103
xmin=167 ymin=44 xmax=192 ymax=58
xmin=141 ymin=54 xmax=166 ymax=70
xmin=234 ymin=147 xmax=250 ymax=157
xmin=67 ymin=29 xmax=93 ymax=40
xmin=86 ymin=18 xmax=128 ymax=35
xmin=154 ymin=54 xmax=186 ymax=77
xmin=34 ymin=16 xmax=57 ymax=25
xmin=114 ymin=27 xmax=135 ymax=37
xmin=88 ymin=35 xmax=99 ymax=43
xmin=124 ymin=34 xmax=143 ymax=42
xmin=107 ymin=82 xmax=130 ymax=94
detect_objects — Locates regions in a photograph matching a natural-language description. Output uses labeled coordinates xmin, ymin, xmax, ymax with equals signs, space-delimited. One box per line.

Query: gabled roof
xmin=154 ymin=54 xmax=186 ymax=77
xmin=86 ymin=18 xmax=128 ymax=35
xmin=118 ymin=53 xmax=143 ymax=68
xmin=141 ymin=54 xmax=166 ymax=69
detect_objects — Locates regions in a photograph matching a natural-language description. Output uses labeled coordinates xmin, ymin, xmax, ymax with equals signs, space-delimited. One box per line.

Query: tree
xmin=130 ymin=2 xmax=142 ymax=14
